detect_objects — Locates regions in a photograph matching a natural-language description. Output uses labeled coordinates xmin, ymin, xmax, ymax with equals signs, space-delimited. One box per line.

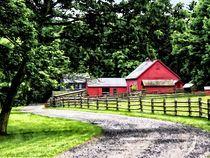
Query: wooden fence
xmin=49 ymin=96 xmax=210 ymax=121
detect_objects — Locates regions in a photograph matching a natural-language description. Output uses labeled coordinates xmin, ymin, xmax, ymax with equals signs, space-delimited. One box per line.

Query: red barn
xmin=204 ymin=86 xmax=210 ymax=95
xmin=126 ymin=59 xmax=184 ymax=93
xmin=87 ymin=78 xmax=127 ymax=96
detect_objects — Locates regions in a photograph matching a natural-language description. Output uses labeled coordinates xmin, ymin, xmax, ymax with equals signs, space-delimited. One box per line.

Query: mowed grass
xmin=137 ymin=95 xmax=210 ymax=117
xmin=49 ymin=95 xmax=210 ymax=132
xmin=0 ymin=111 xmax=102 ymax=158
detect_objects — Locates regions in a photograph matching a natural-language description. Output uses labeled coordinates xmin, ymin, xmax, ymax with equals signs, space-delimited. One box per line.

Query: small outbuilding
xmin=183 ymin=83 xmax=194 ymax=93
xmin=126 ymin=59 xmax=184 ymax=93
xmin=61 ymin=73 xmax=90 ymax=91
xmin=204 ymin=86 xmax=210 ymax=95
xmin=86 ymin=78 xmax=127 ymax=96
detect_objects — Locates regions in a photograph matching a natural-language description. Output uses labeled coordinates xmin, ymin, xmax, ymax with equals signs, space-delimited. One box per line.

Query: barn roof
xmin=126 ymin=60 xmax=156 ymax=79
xmin=204 ymin=86 xmax=210 ymax=90
xmin=126 ymin=59 xmax=180 ymax=80
xmin=63 ymin=73 xmax=90 ymax=83
xmin=183 ymin=83 xmax=194 ymax=88
xmin=87 ymin=78 xmax=127 ymax=87
xmin=142 ymin=80 xmax=175 ymax=87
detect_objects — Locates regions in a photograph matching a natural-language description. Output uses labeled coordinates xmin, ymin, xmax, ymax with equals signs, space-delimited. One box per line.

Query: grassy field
xmin=0 ymin=111 xmax=102 ymax=157
xmin=49 ymin=95 xmax=210 ymax=132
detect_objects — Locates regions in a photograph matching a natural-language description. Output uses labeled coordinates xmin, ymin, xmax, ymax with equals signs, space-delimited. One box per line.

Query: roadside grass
xmin=12 ymin=106 xmax=25 ymax=111
xmin=47 ymin=95 xmax=210 ymax=132
xmin=0 ymin=111 xmax=102 ymax=158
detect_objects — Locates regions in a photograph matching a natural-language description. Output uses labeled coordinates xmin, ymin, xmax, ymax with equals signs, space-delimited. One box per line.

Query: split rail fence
xmin=49 ymin=96 xmax=210 ymax=121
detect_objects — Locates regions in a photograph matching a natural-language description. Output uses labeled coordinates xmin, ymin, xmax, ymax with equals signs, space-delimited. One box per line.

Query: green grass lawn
xmin=0 ymin=111 xmax=102 ymax=158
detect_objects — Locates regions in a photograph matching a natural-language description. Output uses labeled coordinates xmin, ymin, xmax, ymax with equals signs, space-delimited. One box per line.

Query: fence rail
xmin=48 ymin=96 xmax=210 ymax=120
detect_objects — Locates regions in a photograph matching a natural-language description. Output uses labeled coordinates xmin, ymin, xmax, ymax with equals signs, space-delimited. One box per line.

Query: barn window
xmin=113 ymin=88 xmax=117 ymax=94
xmin=102 ymin=88 xmax=110 ymax=95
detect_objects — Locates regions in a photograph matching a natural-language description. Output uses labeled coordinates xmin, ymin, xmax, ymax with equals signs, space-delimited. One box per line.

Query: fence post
xmin=188 ymin=98 xmax=191 ymax=117
xmin=87 ymin=97 xmax=90 ymax=108
xmin=74 ymin=96 xmax=76 ymax=107
xmin=50 ymin=98 xmax=53 ymax=107
xmin=208 ymin=99 xmax=210 ymax=121
xmin=53 ymin=97 xmax=56 ymax=107
xmin=80 ymin=96 xmax=82 ymax=108
xmin=106 ymin=96 xmax=108 ymax=110
xmin=139 ymin=97 xmax=143 ymax=112
xmin=151 ymin=98 xmax=154 ymax=114
xmin=96 ymin=98 xmax=99 ymax=110
xmin=116 ymin=98 xmax=119 ymax=111
xmin=68 ymin=99 xmax=70 ymax=107
xmin=62 ymin=97 xmax=65 ymax=107
xmin=163 ymin=99 xmax=166 ymax=114
xmin=198 ymin=98 xmax=202 ymax=117
xmin=128 ymin=97 xmax=130 ymax=112
xmin=59 ymin=97 xmax=62 ymax=107
xmin=174 ymin=99 xmax=177 ymax=116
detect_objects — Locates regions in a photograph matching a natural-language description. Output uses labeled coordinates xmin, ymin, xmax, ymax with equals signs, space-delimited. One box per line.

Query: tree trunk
xmin=0 ymin=59 xmax=27 ymax=135
xmin=0 ymin=107 xmax=12 ymax=135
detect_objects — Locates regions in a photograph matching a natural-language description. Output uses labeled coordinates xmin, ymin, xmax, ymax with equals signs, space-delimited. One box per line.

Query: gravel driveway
xmin=20 ymin=105 xmax=210 ymax=158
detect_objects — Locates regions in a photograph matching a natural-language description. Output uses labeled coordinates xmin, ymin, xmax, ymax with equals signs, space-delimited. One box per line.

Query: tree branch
xmin=44 ymin=19 xmax=79 ymax=26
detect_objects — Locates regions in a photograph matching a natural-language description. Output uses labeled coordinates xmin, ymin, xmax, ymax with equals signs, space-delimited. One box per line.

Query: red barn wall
xmin=87 ymin=87 xmax=100 ymax=96
xmin=110 ymin=87 xmax=127 ymax=95
xmin=174 ymin=81 xmax=184 ymax=89
xmin=137 ymin=61 xmax=180 ymax=91
xmin=126 ymin=79 xmax=138 ymax=92
xmin=144 ymin=87 xmax=175 ymax=94
xmin=87 ymin=87 xmax=127 ymax=96
xmin=205 ymin=90 xmax=210 ymax=95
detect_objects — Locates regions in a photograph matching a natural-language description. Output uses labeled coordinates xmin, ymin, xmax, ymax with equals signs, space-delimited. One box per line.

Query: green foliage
xmin=172 ymin=0 xmax=210 ymax=89
xmin=60 ymin=0 xmax=177 ymax=77
xmin=0 ymin=1 xmax=70 ymax=106
xmin=0 ymin=0 xmax=209 ymax=106
xmin=131 ymin=85 xmax=138 ymax=91
xmin=0 ymin=111 xmax=102 ymax=157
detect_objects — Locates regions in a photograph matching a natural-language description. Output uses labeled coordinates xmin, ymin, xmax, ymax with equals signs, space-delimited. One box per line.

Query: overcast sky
xmin=115 ymin=0 xmax=198 ymax=7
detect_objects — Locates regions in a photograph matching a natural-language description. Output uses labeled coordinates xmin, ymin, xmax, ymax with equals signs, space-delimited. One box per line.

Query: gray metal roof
xmin=126 ymin=60 xmax=156 ymax=79
xmin=142 ymin=80 xmax=175 ymax=87
xmin=87 ymin=78 xmax=127 ymax=87
xmin=63 ymin=73 xmax=90 ymax=83
xmin=63 ymin=79 xmax=86 ymax=83
xmin=204 ymin=86 xmax=210 ymax=90
xmin=183 ymin=83 xmax=194 ymax=88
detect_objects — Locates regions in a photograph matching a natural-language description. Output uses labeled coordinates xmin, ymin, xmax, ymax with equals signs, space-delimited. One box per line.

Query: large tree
xmin=171 ymin=0 xmax=210 ymax=88
xmin=0 ymin=0 xmax=69 ymax=135
xmin=61 ymin=0 xmax=187 ymax=78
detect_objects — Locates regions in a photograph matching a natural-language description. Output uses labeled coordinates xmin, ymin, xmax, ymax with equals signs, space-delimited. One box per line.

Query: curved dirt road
xmin=20 ymin=106 xmax=210 ymax=158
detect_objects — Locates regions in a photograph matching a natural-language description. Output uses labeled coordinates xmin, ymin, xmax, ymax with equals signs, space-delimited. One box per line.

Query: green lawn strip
xmin=0 ymin=111 xmax=102 ymax=158
xmin=47 ymin=103 xmax=210 ymax=133
xmin=12 ymin=106 xmax=25 ymax=111
xmin=144 ymin=96 xmax=209 ymax=117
